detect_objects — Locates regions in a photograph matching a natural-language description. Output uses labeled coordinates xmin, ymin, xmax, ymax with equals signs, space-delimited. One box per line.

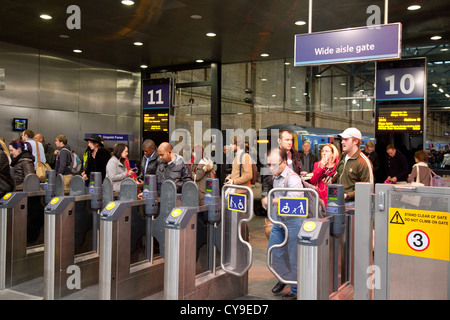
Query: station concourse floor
xmin=0 ymin=215 xmax=289 ymax=301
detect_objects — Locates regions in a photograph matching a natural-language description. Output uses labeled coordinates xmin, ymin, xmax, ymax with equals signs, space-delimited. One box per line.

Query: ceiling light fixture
xmin=191 ymin=15 xmax=202 ymax=19
xmin=206 ymin=32 xmax=216 ymax=37
xmin=134 ymin=41 xmax=143 ymax=46
xmin=407 ymin=5 xmax=421 ymax=10
xmin=140 ymin=65 xmax=148 ymax=69
xmin=261 ymin=53 xmax=269 ymax=57
xmin=40 ymin=14 xmax=52 ymax=20
xmin=121 ymin=0 xmax=134 ymax=5
xmin=295 ymin=21 xmax=306 ymax=25
xmin=73 ymin=49 xmax=82 ymax=53
xmin=196 ymin=59 xmax=204 ymax=63
xmin=431 ymin=35 xmax=442 ymax=40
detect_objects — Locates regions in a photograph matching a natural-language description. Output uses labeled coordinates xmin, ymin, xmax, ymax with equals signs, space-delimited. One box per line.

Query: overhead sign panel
xmin=294 ymin=23 xmax=401 ymax=66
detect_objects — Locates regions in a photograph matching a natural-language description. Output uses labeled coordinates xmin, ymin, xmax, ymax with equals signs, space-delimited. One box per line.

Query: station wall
xmin=0 ymin=41 xmax=141 ymax=162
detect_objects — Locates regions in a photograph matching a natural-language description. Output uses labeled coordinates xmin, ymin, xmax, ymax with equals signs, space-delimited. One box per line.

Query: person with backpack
xmin=55 ymin=135 xmax=75 ymax=189
xmin=224 ymin=135 xmax=253 ymax=190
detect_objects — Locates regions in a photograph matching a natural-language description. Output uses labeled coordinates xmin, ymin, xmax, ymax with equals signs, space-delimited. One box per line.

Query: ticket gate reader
xmin=43 ymin=173 xmax=104 ymax=300
xmin=296 ymin=184 xmax=354 ymax=300
xmin=297 ymin=219 xmax=330 ymax=300
xmin=164 ymin=183 xmax=250 ymax=300
xmin=0 ymin=172 xmax=58 ymax=289
xmin=99 ymin=177 xmax=175 ymax=300
xmin=204 ymin=179 xmax=221 ymax=273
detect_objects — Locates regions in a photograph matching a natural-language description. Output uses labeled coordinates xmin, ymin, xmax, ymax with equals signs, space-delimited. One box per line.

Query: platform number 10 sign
xmin=376 ymin=66 xmax=425 ymax=101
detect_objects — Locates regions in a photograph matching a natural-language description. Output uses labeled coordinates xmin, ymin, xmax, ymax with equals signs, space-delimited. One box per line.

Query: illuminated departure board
xmin=376 ymin=105 xmax=422 ymax=132
xmin=143 ymin=111 xmax=169 ymax=132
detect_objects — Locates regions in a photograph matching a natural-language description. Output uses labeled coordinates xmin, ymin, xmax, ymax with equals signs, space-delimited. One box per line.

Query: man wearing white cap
xmin=334 ymin=127 xmax=373 ymax=205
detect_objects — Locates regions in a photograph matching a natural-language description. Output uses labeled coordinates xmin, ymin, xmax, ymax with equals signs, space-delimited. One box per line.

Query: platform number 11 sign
xmin=142 ymin=79 xmax=171 ymax=110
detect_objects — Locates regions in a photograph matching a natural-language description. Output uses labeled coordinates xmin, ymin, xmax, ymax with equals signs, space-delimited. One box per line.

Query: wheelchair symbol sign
xmin=228 ymin=193 xmax=247 ymax=213
xmin=278 ymin=197 xmax=308 ymax=217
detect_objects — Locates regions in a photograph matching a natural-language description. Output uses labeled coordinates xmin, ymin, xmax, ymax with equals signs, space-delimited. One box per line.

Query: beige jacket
xmin=226 ymin=151 xmax=253 ymax=190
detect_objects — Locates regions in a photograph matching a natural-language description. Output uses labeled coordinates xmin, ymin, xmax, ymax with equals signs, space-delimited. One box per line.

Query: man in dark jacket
xmin=137 ymin=139 xmax=159 ymax=183
xmin=263 ymin=130 xmax=302 ymax=191
xmin=362 ymin=140 xmax=381 ymax=182
xmin=55 ymin=135 xmax=74 ymax=189
xmin=299 ymin=140 xmax=318 ymax=174
xmin=385 ymin=144 xmax=409 ymax=183
xmin=156 ymin=142 xmax=192 ymax=194
xmin=0 ymin=148 xmax=14 ymax=197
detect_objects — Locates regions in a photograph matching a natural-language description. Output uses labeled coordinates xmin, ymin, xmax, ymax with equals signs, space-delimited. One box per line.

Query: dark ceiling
xmin=0 ymin=0 xmax=449 ymax=109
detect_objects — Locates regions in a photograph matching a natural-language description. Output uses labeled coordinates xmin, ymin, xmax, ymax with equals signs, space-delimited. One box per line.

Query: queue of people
xmin=0 ymin=126 xmax=448 ymax=302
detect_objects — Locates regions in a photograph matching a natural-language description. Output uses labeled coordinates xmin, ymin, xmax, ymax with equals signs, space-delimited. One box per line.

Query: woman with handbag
xmin=190 ymin=144 xmax=215 ymax=204
xmin=407 ymin=150 xmax=432 ymax=186
xmin=9 ymin=140 xmax=35 ymax=189
xmin=106 ymin=143 xmax=135 ymax=192
xmin=308 ymin=143 xmax=340 ymax=208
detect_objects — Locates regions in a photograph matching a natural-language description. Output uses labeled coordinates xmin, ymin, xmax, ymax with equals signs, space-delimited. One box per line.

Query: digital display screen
xmin=12 ymin=118 xmax=28 ymax=131
xmin=143 ymin=110 xmax=169 ymax=132
xmin=376 ymin=104 xmax=422 ymax=132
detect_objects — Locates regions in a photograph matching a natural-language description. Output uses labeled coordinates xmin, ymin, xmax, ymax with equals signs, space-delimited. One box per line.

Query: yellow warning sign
xmin=388 ymin=208 xmax=450 ymax=261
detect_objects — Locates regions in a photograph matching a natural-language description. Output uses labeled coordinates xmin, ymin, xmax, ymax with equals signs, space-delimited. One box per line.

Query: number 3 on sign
xmin=407 ymin=229 xmax=429 ymax=252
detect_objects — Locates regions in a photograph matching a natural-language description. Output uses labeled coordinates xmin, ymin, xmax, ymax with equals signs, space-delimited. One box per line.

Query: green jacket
xmin=334 ymin=149 xmax=373 ymax=201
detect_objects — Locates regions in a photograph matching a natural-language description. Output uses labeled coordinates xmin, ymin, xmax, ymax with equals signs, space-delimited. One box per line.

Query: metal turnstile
xmin=354 ymin=182 xmax=450 ymax=300
xmin=266 ymin=187 xmax=318 ymax=292
xmin=0 ymin=171 xmax=59 ymax=289
xmin=164 ymin=182 xmax=250 ymax=300
xmin=99 ymin=176 xmax=169 ymax=300
xmin=43 ymin=173 xmax=105 ymax=300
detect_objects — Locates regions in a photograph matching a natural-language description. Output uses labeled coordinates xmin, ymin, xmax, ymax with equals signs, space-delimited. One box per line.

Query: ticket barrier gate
xmin=164 ymin=182 xmax=250 ymax=300
xmin=0 ymin=171 xmax=59 ymax=289
xmin=266 ymin=187 xmax=319 ymax=298
xmin=296 ymin=184 xmax=355 ymax=300
xmin=266 ymin=184 xmax=353 ymax=300
xmin=354 ymin=182 xmax=450 ymax=300
xmin=43 ymin=172 xmax=106 ymax=300
xmin=99 ymin=176 xmax=170 ymax=300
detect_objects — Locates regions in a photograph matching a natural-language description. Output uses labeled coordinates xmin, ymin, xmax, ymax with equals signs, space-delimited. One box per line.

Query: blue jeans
xmin=267 ymin=217 xmax=304 ymax=295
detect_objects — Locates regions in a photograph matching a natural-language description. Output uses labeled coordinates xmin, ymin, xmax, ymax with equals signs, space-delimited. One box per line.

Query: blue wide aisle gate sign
xmin=278 ymin=197 xmax=308 ymax=217
xmin=227 ymin=193 xmax=247 ymax=213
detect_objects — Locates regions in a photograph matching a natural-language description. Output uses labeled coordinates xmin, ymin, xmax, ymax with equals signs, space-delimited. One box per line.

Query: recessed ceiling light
xmin=206 ymin=32 xmax=216 ymax=37
xmin=407 ymin=5 xmax=421 ymax=10
xmin=134 ymin=42 xmax=143 ymax=46
xmin=284 ymin=62 xmax=291 ymax=65
xmin=196 ymin=59 xmax=204 ymax=63
xmin=59 ymin=34 xmax=70 ymax=39
xmin=432 ymin=83 xmax=438 ymax=87
xmin=140 ymin=65 xmax=148 ymax=69
xmin=295 ymin=20 xmax=306 ymax=26
xmin=261 ymin=78 xmax=267 ymax=82
xmin=191 ymin=15 xmax=202 ymax=19
xmin=40 ymin=14 xmax=52 ymax=20
xmin=121 ymin=0 xmax=134 ymax=5
xmin=431 ymin=35 xmax=442 ymax=40
xmin=261 ymin=53 xmax=269 ymax=57
xmin=73 ymin=49 xmax=82 ymax=53
xmin=441 ymin=48 xmax=449 ymax=52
